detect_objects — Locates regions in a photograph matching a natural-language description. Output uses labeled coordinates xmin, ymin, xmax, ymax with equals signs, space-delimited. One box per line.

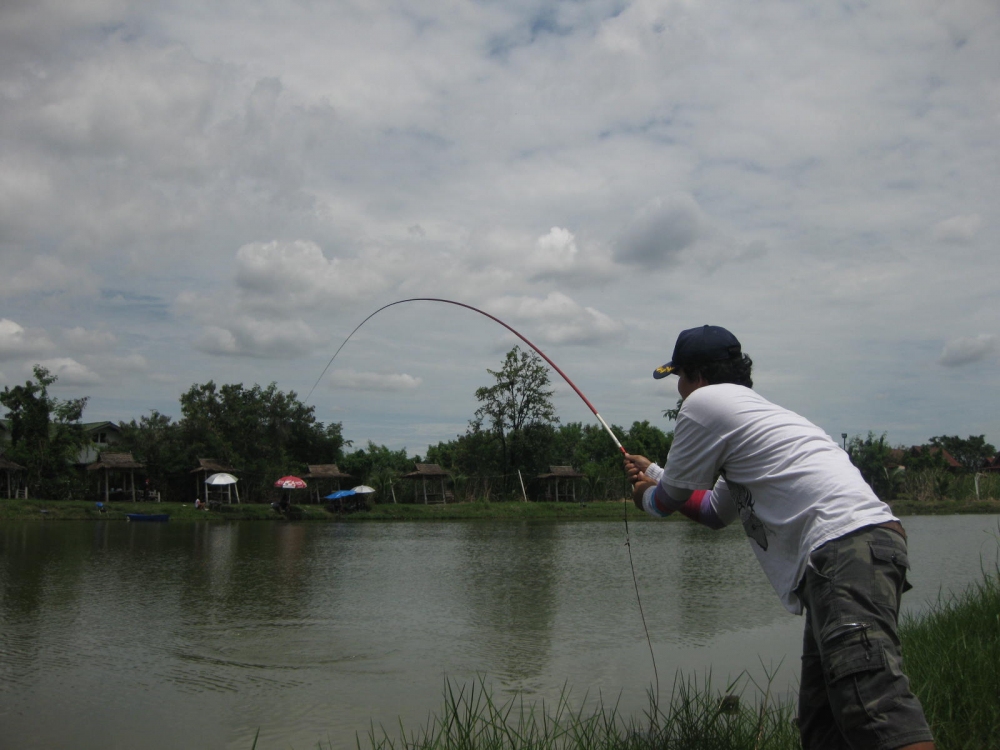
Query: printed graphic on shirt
xmin=726 ymin=478 xmax=769 ymax=551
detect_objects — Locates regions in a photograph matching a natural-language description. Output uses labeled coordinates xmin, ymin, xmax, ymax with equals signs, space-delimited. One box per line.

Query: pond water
xmin=1 ymin=515 xmax=997 ymax=749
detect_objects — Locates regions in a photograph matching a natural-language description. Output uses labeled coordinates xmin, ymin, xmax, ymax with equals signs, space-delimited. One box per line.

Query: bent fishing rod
xmin=308 ymin=297 xmax=658 ymax=702
xmin=306 ymin=297 xmax=625 ymax=455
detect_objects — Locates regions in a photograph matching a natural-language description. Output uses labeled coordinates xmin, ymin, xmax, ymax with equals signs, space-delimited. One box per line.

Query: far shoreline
xmin=2 ymin=497 xmax=999 ymax=522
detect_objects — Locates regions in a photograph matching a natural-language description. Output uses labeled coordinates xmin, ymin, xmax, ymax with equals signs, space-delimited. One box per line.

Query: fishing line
xmin=307 ymin=297 xmax=659 ymax=704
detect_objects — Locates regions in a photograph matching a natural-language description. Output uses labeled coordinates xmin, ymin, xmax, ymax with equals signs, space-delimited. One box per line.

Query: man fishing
xmin=624 ymin=325 xmax=935 ymax=750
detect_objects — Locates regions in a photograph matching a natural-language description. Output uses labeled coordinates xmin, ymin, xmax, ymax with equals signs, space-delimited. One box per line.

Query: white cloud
xmin=3 ymin=256 xmax=99 ymax=297
xmin=932 ymin=214 xmax=983 ymax=244
xmin=487 ymin=292 xmax=625 ymax=346
xmin=327 ymin=369 xmax=422 ymax=392
xmin=234 ymin=240 xmax=392 ymax=313
xmin=938 ymin=334 xmax=996 ymax=367
xmin=62 ymin=327 xmax=117 ymax=352
xmin=32 ymin=358 xmax=102 ymax=386
xmin=193 ymin=317 xmax=321 ymax=358
xmin=615 ymin=195 xmax=703 ymax=267
xmin=99 ymin=354 xmax=149 ymax=373
xmin=532 ymin=227 xmax=578 ymax=269
xmin=0 ymin=319 xmax=54 ymax=361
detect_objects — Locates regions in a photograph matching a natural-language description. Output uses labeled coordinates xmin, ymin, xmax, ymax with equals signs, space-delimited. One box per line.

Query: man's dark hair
xmin=683 ymin=354 xmax=753 ymax=388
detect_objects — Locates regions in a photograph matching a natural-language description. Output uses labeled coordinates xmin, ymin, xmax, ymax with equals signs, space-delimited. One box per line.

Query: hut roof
xmin=304 ymin=464 xmax=352 ymax=479
xmin=983 ymin=455 xmax=1000 ymax=472
xmin=537 ymin=465 xmax=584 ymax=479
xmin=87 ymin=452 xmax=145 ymax=471
xmin=79 ymin=421 xmax=121 ymax=434
xmin=404 ymin=463 xmax=450 ymax=479
xmin=0 ymin=455 xmax=25 ymax=471
xmin=190 ymin=458 xmax=234 ymax=474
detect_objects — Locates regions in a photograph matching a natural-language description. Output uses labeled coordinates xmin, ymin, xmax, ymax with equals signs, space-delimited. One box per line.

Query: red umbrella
xmin=274 ymin=476 xmax=307 ymax=489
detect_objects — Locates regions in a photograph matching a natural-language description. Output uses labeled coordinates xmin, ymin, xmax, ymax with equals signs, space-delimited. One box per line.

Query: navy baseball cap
xmin=653 ymin=325 xmax=742 ymax=379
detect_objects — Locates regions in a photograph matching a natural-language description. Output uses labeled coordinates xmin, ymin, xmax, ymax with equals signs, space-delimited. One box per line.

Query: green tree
xmin=899 ymin=445 xmax=949 ymax=472
xmin=847 ymin=431 xmax=897 ymax=500
xmin=662 ymin=398 xmax=683 ymax=422
xmin=117 ymin=410 xmax=188 ymax=501
xmin=178 ymin=381 xmax=345 ymax=502
xmin=426 ymin=428 xmax=500 ymax=478
xmin=928 ymin=435 xmax=997 ymax=472
xmin=625 ymin=420 xmax=674 ymax=464
xmin=340 ymin=441 xmax=414 ymax=484
xmin=547 ymin=420 xmax=671 ymax=501
xmin=470 ymin=346 xmax=559 ymax=488
xmin=0 ymin=365 xmax=90 ymax=498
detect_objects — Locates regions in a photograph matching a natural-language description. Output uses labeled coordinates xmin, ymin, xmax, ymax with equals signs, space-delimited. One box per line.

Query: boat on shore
xmin=126 ymin=513 xmax=170 ymax=522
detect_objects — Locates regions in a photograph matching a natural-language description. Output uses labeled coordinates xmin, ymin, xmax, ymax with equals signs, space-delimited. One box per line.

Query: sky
xmin=1 ymin=0 xmax=998 ymax=458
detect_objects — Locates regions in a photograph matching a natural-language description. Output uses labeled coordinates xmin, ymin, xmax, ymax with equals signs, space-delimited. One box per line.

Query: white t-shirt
xmin=660 ymin=383 xmax=896 ymax=614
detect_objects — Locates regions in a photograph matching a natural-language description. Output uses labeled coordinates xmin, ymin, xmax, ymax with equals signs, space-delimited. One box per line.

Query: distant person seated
xmin=194 ymin=498 xmax=204 ymax=510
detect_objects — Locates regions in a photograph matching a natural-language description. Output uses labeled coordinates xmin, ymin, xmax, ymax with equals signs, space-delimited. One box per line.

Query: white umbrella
xmin=205 ymin=473 xmax=238 ymax=485
xmin=352 ymin=485 xmax=376 ymax=494
xmin=205 ymin=472 xmax=240 ymax=504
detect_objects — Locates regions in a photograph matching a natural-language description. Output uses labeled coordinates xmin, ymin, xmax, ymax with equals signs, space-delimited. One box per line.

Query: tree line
xmin=2 ymin=351 xmax=996 ymax=503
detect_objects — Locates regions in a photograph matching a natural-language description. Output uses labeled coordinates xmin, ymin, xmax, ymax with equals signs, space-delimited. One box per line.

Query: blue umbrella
xmin=325 ymin=489 xmax=357 ymax=500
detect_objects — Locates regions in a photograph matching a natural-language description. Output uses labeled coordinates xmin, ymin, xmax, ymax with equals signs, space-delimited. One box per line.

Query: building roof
xmin=980 ymin=455 xmax=1000 ymax=472
xmin=190 ymin=458 xmax=235 ymax=474
xmin=79 ymin=421 xmax=122 ymax=433
xmin=537 ymin=465 xmax=584 ymax=479
xmin=0 ymin=455 xmax=25 ymax=471
xmin=404 ymin=463 xmax=450 ymax=479
xmin=304 ymin=464 xmax=352 ymax=479
xmin=87 ymin=452 xmax=145 ymax=471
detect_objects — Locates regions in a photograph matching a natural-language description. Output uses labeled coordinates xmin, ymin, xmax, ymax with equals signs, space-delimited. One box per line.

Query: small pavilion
xmin=304 ymin=464 xmax=354 ymax=503
xmin=190 ymin=458 xmax=237 ymax=503
xmin=403 ymin=463 xmax=451 ymax=504
xmin=0 ymin=455 xmax=26 ymax=499
xmin=536 ymin=466 xmax=585 ymax=502
xmin=87 ymin=452 xmax=145 ymax=502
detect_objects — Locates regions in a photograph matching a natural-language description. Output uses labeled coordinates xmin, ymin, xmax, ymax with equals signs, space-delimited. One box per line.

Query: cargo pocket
xmin=823 ymin=625 xmax=885 ymax=682
xmin=870 ymin=543 xmax=912 ymax=599
xmin=822 ymin=624 xmax=887 ymax=731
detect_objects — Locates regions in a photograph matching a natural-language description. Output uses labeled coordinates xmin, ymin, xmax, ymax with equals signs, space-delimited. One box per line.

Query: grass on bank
xmin=900 ymin=559 xmax=1000 ymax=750
xmin=357 ymin=672 xmax=800 ymax=750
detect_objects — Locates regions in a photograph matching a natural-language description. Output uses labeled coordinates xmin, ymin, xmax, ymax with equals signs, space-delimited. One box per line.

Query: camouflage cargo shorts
xmin=796 ymin=525 xmax=934 ymax=750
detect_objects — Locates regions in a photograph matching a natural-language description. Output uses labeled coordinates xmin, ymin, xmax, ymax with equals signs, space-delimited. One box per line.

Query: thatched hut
xmin=303 ymin=464 xmax=354 ymax=503
xmin=536 ymin=466 xmax=585 ymax=502
xmin=403 ymin=463 xmax=451 ymax=504
xmin=190 ymin=458 xmax=236 ymax=503
xmin=87 ymin=452 xmax=145 ymax=502
xmin=0 ymin=455 xmax=26 ymax=499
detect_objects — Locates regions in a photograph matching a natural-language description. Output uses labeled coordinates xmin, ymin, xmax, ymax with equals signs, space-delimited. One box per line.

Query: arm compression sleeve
xmin=678 ymin=490 xmax=729 ymax=529
xmin=640 ymin=485 xmax=731 ymax=530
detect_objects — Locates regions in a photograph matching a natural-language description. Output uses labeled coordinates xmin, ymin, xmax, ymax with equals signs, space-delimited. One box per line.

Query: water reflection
xmin=459 ymin=522 xmax=559 ymax=687
xmin=674 ymin=523 xmax=787 ymax=643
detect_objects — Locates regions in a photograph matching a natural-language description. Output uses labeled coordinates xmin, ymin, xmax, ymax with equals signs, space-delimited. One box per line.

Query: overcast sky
xmin=2 ymin=0 xmax=997 ymax=458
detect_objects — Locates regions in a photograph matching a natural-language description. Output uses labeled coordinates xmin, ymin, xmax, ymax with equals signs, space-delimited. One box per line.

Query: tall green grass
xmin=358 ymin=671 xmax=800 ymax=750
xmin=900 ymin=560 xmax=1000 ymax=750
